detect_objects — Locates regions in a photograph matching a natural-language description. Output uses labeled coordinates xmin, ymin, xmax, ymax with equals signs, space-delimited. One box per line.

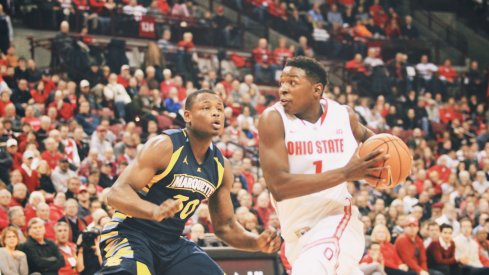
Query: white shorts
xmin=285 ymin=199 xmax=365 ymax=275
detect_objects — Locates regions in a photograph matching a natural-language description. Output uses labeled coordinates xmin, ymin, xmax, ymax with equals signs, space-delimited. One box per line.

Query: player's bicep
xmin=347 ymin=105 xmax=374 ymax=143
xmin=258 ymin=109 xmax=290 ymax=187
xmin=209 ymin=159 xmax=236 ymax=232
xmin=113 ymin=136 xmax=172 ymax=191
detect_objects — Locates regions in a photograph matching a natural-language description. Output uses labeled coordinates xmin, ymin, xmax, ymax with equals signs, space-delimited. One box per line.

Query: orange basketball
xmin=358 ymin=133 xmax=413 ymax=189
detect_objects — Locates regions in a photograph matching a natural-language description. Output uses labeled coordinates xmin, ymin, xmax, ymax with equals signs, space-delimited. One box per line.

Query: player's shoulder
xmin=141 ymin=134 xmax=174 ymax=157
xmin=260 ymin=105 xmax=283 ymax=123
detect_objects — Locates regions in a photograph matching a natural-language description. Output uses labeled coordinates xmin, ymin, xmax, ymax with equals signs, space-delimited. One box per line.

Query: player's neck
xmin=186 ymin=129 xmax=212 ymax=163
xmin=296 ymin=102 xmax=323 ymax=124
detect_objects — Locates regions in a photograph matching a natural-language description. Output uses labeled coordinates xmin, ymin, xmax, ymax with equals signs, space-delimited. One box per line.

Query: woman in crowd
xmin=370 ymin=224 xmax=417 ymax=275
xmin=0 ymin=226 xmax=28 ymax=275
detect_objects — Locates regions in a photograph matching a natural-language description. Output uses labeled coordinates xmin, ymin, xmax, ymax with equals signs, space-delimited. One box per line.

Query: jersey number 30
xmin=173 ymin=194 xmax=200 ymax=219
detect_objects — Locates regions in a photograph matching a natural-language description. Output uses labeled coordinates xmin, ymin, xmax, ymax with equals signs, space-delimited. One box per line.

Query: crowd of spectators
xmin=1 ymin=1 xmax=489 ymax=275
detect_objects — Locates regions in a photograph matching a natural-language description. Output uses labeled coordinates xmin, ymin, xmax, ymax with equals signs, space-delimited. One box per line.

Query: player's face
xmin=278 ymin=66 xmax=321 ymax=117
xmin=185 ymin=93 xmax=225 ymax=137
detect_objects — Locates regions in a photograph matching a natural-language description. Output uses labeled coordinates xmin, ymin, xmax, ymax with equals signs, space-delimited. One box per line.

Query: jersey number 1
xmin=313 ymin=160 xmax=322 ymax=173
xmin=173 ymin=195 xmax=200 ymax=219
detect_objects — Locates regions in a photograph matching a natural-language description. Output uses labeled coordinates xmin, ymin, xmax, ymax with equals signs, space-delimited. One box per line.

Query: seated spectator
xmin=359 ymin=242 xmax=386 ymax=275
xmin=427 ymin=224 xmax=460 ymax=275
xmin=58 ymin=198 xmax=87 ymax=242
xmin=273 ymin=37 xmax=294 ymax=69
xmin=0 ymin=189 xmax=10 ymax=230
xmin=401 ymin=15 xmax=419 ymax=39
xmin=252 ymin=38 xmax=276 ymax=83
xmin=36 ymin=202 xmax=55 ymax=241
xmin=395 ymin=216 xmax=443 ymax=275
xmin=415 ymin=55 xmax=438 ymax=93
xmin=370 ymin=224 xmax=414 ymax=274
xmin=55 ymin=221 xmax=84 ymax=274
xmin=0 ymin=226 xmax=28 ymax=275
xmin=454 ymin=218 xmax=489 ymax=273
xmin=7 ymin=206 xmax=26 ymax=243
xmin=475 ymin=227 xmax=489 ymax=267
xmin=424 ymin=222 xmax=441 ymax=248
xmin=19 ymin=217 xmax=65 ymax=274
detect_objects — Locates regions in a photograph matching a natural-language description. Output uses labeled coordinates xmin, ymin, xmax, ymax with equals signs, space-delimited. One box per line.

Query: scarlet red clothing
xmin=10 ymin=152 xmax=22 ymax=171
xmin=345 ymin=59 xmax=367 ymax=74
xmin=49 ymin=203 xmax=65 ymax=222
xmin=439 ymin=105 xmax=462 ymax=124
xmin=73 ymin=0 xmax=90 ymax=10
xmin=21 ymin=116 xmax=41 ymax=131
xmin=379 ymin=241 xmax=405 ymax=269
xmin=20 ymin=166 xmax=40 ymax=193
xmin=48 ymin=101 xmax=75 ymax=121
xmin=177 ymin=40 xmax=195 ymax=52
xmin=90 ymin=0 xmax=105 ymax=13
xmin=30 ymin=89 xmax=50 ymax=104
xmin=44 ymin=219 xmax=56 ymax=241
xmin=438 ymin=65 xmax=457 ymax=83
xmin=427 ymin=240 xmax=457 ymax=266
xmin=0 ymin=100 xmax=12 ymax=116
xmin=117 ymin=75 xmax=130 ymax=88
xmin=395 ymin=233 xmax=428 ymax=273
xmin=24 ymin=204 xmax=37 ymax=223
xmin=160 ymin=80 xmax=176 ymax=98
xmin=0 ymin=206 xmax=8 ymax=230
xmin=156 ymin=0 xmax=170 ymax=14
xmin=479 ymin=240 xmax=489 ymax=267
xmin=41 ymin=151 xmax=64 ymax=170
xmin=360 ymin=254 xmax=384 ymax=265
xmin=252 ymin=47 xmax=273 ymax=65
xmin=177 ymin=86 xmax=187 ymax=102
xmin=273 ymin=47 xmax=293 ymax=67
xmin=42 ymin=79 xmax=56 ymax=95
xmin=243 ymin=170 xmax=255 ymax=192
xmin=255 ymin=206 xmax=274 ymax=228
xmin=57 ymin=242 xmax=79 ymax=275
xmin=427 ymin=164 xmax=451 ymax=183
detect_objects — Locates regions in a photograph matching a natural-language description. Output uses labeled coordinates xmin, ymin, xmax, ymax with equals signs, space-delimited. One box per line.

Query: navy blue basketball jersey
xmin=103 ymin=129 xmax=225 ymax=242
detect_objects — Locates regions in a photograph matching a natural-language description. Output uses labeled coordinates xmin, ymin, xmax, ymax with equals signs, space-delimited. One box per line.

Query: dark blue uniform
xmin=98 ymin=129 xmax=225 ymax=275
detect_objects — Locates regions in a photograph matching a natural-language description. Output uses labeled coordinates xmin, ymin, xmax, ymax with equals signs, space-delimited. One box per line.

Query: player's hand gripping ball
xmin=358 ymin=133 xmax=413 ymax=189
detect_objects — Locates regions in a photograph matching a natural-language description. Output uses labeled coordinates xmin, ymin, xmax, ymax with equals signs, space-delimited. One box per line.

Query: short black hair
xmin=440 ymin=223 xmax=453 ymax=231
xmin=285 ymin=56 xmax=328 ymax=87
xmin=185 ymin=89 xmax=217 ymax=110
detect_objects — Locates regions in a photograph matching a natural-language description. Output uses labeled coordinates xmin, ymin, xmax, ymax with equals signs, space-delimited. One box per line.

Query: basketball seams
xmin=361 ymin=134 xmax=411 ymax=188
xmin=388 ymin=136 xmax=403 ymax=186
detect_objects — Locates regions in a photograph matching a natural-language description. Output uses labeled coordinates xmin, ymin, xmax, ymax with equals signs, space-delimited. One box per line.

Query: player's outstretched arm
xmin=209 ymin=159 xmax=281 ymax=253
xmin=258 ymin=108 xmax=389 ymax=201
xmin=106 ymin=135 xmax=180 ymax=221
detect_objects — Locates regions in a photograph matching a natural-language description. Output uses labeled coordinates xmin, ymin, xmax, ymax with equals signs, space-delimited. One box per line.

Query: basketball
xmin=358 ymin=133 xmax=413 ymax=189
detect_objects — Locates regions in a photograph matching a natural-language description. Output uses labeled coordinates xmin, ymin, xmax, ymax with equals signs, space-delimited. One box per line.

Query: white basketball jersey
xmin=272 ymin=98 xmax=358 ymax=242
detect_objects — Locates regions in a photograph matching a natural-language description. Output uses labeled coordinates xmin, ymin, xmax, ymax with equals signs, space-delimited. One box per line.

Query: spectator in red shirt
xmin=48 ymin=90 xmax=74 ymax=122
xmin=36 ymin=202 xmax=56 ymax=241
xmin=427 ymin=223 xmax=460 ymax=275
xmin=41 ymin=137 xmax=64 ymax=170
xmin=427 ymin=155 xmax=452 ymax=183
xmin=49 ymin=192 xmax=66 ymax=223
xmin=370 ymin=224 xmax=414 ymax=274
xmin=0 ymin=88 xmax=12 ymax=116
xmin=20 ymin=105 xmax=40 ymax=131
xmin=0 ymin=189 xmax=10 ymax=230
xmin=19 ymin=150 xmax=40 ymax=193
xmin=160 ymin=68 xmax=175 ymax=98
xmin=395 ymin=216 xmax=444 ymax=275
xmin=55 ymin=221 xmax=84 ymax=274
xmin=6 ymin=138 xmax=22 ymax=171
xmin=273 ymin=37 xmax=293 ymax=68
xmin=439 ymin=97 xmax=462 ymax=124
xmin=117 ymin=64 xmax=131 ymax=88
xmin=438 ymin=59 xmax=457 ymax=85
xmin=254 ymin=191 xmax=274 ymax=228
xmin=252 ymin=38 xmax=276 ymax=83
xmin=30 ymin=81 xmax=50 ymax=105
xmin=475 ymin=227 xmax=489 ymax=267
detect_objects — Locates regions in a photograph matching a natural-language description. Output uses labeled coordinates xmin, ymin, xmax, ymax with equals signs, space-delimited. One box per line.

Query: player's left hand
xmin=256 ymin=227 xmax=282 ymax=253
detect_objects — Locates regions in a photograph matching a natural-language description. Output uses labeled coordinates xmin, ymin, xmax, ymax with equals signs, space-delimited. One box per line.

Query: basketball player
xmin=258 ymin=57 xmax=389 ymax=274
xmin=98 ymin=90 xmax=281 ymax=274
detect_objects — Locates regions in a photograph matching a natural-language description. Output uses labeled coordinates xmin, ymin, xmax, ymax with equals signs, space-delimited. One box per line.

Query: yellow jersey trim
xmin=214 ymin=157 xmax=224 ymax=189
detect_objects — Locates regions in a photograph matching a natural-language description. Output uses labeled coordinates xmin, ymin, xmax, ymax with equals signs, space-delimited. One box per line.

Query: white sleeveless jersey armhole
xmin=271 ymin=98 xmax=358 ymax=242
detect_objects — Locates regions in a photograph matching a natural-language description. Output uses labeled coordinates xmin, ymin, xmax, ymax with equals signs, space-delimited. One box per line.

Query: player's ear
xmin=183 ymin=110 xmax=191 ymax=124
xmin=313 ymin=83 xmax=323 ymax=96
